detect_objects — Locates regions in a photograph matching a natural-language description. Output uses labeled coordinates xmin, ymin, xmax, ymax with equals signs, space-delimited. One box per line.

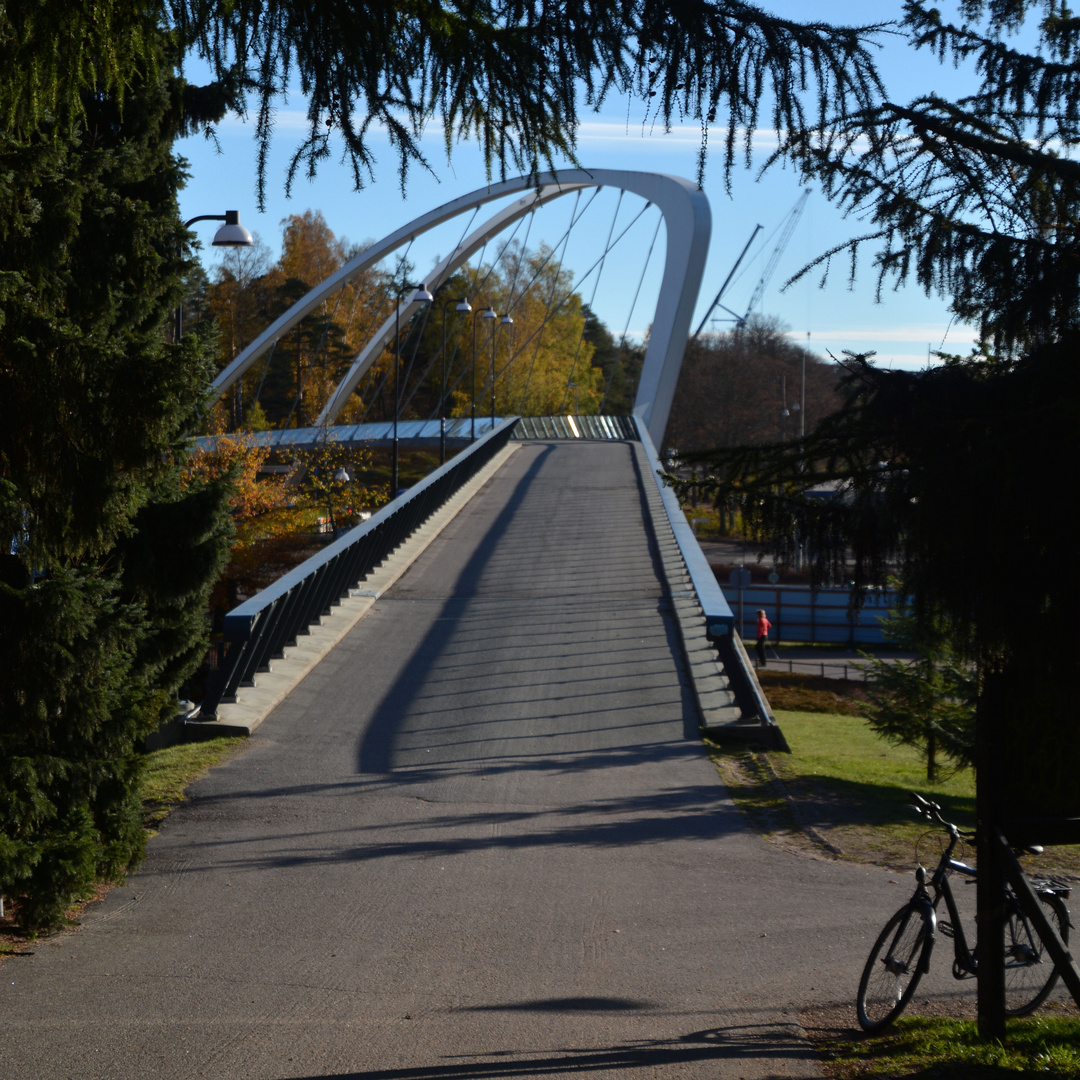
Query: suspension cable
xmin=599 ymin=210 xmax=662 ymax=412
xmin=556 ymin=190 xmax=624 ymax=413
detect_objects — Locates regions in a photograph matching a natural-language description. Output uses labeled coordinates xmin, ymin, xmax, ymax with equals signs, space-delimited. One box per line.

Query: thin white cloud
xmin=575 ymin=119 xmax=782 ymax=152
xmin=206 ymin=109 xmax=791 ymax=153
xmin=799 ymin=323 xmax=977 ymax=346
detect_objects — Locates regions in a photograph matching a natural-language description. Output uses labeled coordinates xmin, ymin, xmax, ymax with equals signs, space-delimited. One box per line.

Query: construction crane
xmin=694 ymin=189 xmax=810 ymax=335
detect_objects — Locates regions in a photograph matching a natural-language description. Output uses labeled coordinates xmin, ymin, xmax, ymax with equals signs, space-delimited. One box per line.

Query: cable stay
xmin=599 ymin=212 xmax=662 ymax=412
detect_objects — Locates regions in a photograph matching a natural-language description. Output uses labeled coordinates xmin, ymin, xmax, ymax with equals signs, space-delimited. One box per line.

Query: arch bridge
xmin=192 ymin=169 xmax=781 ymax=751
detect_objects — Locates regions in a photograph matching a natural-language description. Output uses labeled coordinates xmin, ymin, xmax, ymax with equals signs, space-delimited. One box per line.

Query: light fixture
xmin=177 ymin=211 xmax=254 ymax=353
xmin=210 ymin=211 xmax=255 ymax=247
xmin=440 ymin=297 xmax=473 ymax=465
xmin=392 ymin=283 xmax=434 ymax=494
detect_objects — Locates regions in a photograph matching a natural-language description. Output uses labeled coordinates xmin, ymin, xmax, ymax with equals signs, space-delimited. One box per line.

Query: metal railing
xmin=634 ymin=418 xmax=787 ymax=749
xmin=633 ymin=417 xmax=734 ymax=639
xmin=197 ymin=418 xmax=517 ymax=719
xmin=728 ymin=584 xmax=898 ymax=646
xmin=511 ymin=415 xmax=637 ymax=439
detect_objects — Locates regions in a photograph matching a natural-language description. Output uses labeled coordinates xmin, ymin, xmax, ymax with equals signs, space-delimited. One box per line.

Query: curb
xmin=185 ymin=442 xmax=521 ymax=739
xmin=631 ymin=443 xmax=744 ymax=730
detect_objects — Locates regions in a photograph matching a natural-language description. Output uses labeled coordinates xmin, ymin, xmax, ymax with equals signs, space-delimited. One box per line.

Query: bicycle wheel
xmin=1003 ymin=893 xmax=1069 ymax=1016
xmin=857 ymin=904 xmax=935 ymax=1033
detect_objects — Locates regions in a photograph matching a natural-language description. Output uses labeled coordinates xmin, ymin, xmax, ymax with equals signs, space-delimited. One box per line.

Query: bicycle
xmin=856 ymin=792 xmax=1072 ymax=1033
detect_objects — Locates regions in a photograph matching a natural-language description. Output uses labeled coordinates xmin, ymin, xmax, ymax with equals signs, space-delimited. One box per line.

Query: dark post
xmin=391 ymin=282 xmax=433 ymax=495
xmin=976 ymin=670 xmax=1007 ymax=1040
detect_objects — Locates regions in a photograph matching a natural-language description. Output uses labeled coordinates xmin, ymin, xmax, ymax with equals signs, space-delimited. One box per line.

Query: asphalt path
xmin=3 ymin=441 xmax=938 ymax=1079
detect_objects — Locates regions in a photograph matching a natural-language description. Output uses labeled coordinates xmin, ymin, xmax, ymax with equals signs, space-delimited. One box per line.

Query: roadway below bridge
xmin=3 ymin=440 xmax=931 ymax=1079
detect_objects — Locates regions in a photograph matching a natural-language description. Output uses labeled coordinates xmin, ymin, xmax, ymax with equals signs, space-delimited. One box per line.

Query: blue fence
xmin=725 ymin=584 xmax=899 ymax=645
xmin=196 ymin=419 xmax=517 ymax=719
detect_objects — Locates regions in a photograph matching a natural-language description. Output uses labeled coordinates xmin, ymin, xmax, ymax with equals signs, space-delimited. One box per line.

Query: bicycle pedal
xmin=938 ymin=920 xmax=955 ymax=939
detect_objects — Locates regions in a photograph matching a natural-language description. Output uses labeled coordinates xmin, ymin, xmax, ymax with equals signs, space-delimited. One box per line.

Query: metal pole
xmin=389 ymin=282 xmax=433 ymax=494
xmin=440 ymin=304 xmax=448 ymax=466
xmin=393 ymin=300 xmax=401 ymax=495
xmin=176 ymin=213 xmax=251 ymax=343
xmin=470 ymin=308 xmax=484 ymax=442
xmin=800 ymin=349 xmax=806 ymax=439
xmin=440 ymin=297 xmax=472 ymax=464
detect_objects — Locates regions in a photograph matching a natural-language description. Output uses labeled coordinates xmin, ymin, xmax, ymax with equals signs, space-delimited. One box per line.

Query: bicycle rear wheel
xmin=857 ymin=904 xmax=935 ymax=1033
xmin=1004 ymin=892 xmax=1069 ymax=1016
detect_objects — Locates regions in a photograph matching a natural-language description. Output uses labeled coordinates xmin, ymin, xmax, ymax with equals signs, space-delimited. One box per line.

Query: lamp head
xmin=412 ymin=283 xmax=434 ymax=303
xmin=456 ymin=299 xmax=473 ymax=313
xmin=211 ymin=211 xmax=254 ymax=247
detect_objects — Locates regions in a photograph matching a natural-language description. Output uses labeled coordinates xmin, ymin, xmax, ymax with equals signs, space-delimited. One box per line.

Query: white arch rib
xmin=210 ymin=170 xmax=710 ymax=446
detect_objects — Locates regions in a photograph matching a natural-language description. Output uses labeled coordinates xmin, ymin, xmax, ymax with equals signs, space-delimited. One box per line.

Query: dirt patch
xmin=708 ymin=742 xmax=843 ymax=862
xmin=757 ymin=670 xmax=870 ymax=715
xmin=0 ymin=881 xmax=113 ymax=963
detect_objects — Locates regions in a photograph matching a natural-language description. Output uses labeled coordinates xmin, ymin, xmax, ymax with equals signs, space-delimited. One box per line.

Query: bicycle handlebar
xmin=908 ymin=791 xmax=977 ymax=841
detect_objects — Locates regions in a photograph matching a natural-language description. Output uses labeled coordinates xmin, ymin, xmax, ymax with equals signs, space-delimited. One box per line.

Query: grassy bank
xmin=141 ymin=736 xmax=247 ymax=830
xmin=805 ymin=1012 xmax=1080 ymax=1079
xmin=707 ymin=705 xmax=1079 ymax=879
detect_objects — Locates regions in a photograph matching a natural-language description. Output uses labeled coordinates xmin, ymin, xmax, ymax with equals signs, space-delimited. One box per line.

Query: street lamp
xmin=475 ymin=306 xmax=496 ymax=437
xmin=440 ymin=297 xmax=472 ymax=464
xmin=491 ymin=312 xmax=513 ymax=428
xmin=392 ymin=282 xmax=434 ymax=495
xmin=176 ymin=211 xmax=253 ymax=341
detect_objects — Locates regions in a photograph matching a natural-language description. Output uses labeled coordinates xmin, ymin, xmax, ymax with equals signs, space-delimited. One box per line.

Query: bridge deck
xmin=3 ymin=441 xmax=918 ymax=1079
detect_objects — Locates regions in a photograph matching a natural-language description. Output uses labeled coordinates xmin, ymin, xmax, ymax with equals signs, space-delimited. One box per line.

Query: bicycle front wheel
xmin=857 ymin=904 xmax=935 ymax=1033
xmin=1004 ymin=893 xmax=1069 ymax=1016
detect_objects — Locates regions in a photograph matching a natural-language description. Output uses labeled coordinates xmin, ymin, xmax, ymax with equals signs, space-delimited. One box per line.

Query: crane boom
xmin=739 ymin=189 xmax=809 ymax=326
xmin=693 ymin=224 xmax=761 ymax=338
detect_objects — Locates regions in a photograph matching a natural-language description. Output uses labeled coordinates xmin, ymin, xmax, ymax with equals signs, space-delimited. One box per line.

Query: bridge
xmin=0 ymin=172 xmax=935 ymax=1079
xmin=190 ymin=170 xmax=775 ymax=745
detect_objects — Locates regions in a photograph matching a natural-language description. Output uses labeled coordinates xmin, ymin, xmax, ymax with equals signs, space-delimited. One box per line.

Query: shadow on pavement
xmin=277 ymin=1022 xmax=816 ymax=1079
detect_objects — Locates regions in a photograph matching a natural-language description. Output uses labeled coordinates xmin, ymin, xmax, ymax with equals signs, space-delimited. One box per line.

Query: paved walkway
xmin=3 ymin=441 xmax=922 ymax=1079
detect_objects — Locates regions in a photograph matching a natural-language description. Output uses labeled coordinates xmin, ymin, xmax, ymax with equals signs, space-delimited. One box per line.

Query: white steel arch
xmin=211 ymin=170 xmax=711 ymax=446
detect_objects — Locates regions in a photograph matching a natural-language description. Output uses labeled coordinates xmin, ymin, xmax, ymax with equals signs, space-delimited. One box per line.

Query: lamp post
xmin=176 ymin=211 xmax=253 ymax=342
xmin=474 ymin=306 xmax=496 ymax=437
xmin=392 ymin=282 xmax=434 ymax=495
xmin=440 ymin=297 xmax=472 ymax=464
xmin=490 ymin=311 xmax=513 ymax=428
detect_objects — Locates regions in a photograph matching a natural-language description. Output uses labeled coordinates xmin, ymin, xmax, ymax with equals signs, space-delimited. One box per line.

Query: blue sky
xmin=177 ymin=3 xmax=987 ymax=371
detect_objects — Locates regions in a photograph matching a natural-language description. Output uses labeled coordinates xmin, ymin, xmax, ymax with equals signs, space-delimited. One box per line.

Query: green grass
xmin=709 ymin=708 xmax=1080 ymax=875
xmin=817 ymin=1013 xmax=1080 ymax=1078
xmin=140 ymin=737 xmax=246 ymax=829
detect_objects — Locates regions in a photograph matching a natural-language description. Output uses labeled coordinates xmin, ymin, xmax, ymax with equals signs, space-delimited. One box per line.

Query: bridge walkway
xmin=2 ymin=440 xmax=909 ymax=1080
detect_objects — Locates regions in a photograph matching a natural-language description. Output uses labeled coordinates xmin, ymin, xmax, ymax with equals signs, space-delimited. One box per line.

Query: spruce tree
xmin=0 ymin=39 xmax=232 ymax=931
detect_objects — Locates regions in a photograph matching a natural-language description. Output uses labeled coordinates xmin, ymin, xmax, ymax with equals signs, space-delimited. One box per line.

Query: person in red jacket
xmin=755 ymin=609 xmax=772 ymax=668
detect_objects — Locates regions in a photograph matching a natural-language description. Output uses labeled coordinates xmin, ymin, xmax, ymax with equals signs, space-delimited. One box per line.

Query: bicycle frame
xmin=930 ymin=845 xmax=979 ymax=979
xmin=858 ymin=792 xmax=1073 ymax=1033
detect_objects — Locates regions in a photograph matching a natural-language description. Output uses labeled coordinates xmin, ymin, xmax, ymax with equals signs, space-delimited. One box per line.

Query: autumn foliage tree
xmin=207 ymin=212 xmax=393 ymax=430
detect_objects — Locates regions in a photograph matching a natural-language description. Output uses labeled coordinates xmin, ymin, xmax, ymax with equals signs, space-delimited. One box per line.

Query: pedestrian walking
xmin=756 ymin=609 xmax=771 ymax=668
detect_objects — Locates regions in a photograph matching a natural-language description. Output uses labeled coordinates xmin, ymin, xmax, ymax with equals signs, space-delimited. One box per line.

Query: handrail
xmin=197 ymin=418 xmax=518 ymax=719
xmin=633 ymin=416 xmax=787 ymax=749
xmin=632 ymin=416 xmax=733 ymax=637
